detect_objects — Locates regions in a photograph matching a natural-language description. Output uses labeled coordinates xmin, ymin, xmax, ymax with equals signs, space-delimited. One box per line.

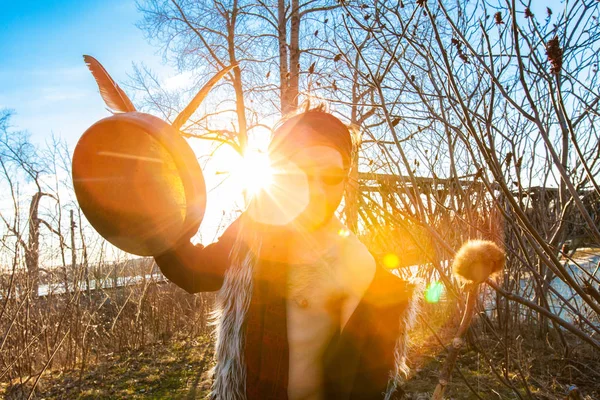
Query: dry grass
xmin=3 ymin=317 xmax=598 ymax=399
xmin=1 ymin=335 xmax=215 ymax=399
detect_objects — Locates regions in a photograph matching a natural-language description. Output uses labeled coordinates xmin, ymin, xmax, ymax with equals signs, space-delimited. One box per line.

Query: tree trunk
xmin=228 ymin=0 xmax=247 ymax=150
xmin=70 ymin=209 xmax=77 ymax=294
xmin=27 ymin=192 xmax=42 ymax=298
xmin=344 ymin=156 xmax=359 ymax=232
xmin=78 ymin=208 xmax=90 ymax=296
xmin=345 ymin=77 xmax=362 ymax=232
xmin=288 ymin=0 xmax=300 ymax=113
xmin=277 ymin=0 xmax=290 ymax=113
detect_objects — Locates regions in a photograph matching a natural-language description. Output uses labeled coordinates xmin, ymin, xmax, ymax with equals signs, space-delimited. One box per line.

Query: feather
xmin=172 ymin=64 xmax=237 ymax=130
xmin=83 ymin=55 xmax=136 ymax=113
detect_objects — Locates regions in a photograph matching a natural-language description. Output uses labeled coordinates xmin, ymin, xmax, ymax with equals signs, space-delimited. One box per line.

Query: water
xmin=37 ymin=273 xmax=166 ymax=297
xmin=0 ymin=273 xmax=166 ymax=299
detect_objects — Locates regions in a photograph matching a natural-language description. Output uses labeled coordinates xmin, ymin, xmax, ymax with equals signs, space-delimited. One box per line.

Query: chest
xmin=285 ymin=252 xmax=345 ymax=313
xmin=285 ymin=258 xmax=344 ymax=396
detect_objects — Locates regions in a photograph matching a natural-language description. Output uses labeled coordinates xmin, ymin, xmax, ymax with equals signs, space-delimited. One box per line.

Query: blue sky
xmin=0 ymin=0 xmax=566 ymax=147
xmin=0 ymin=0 xmax=259 ymax=246
xmin=0 ymin=0 xmax=167 ymax=147
xmin=0 ymin=0 xmax=570 ymax=246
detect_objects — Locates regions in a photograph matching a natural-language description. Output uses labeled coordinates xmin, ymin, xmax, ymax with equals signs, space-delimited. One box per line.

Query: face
xmin=248 ymin=128 xmax=349 ymax=231
xmin=285 ymin=145 xmax=347 ymax=230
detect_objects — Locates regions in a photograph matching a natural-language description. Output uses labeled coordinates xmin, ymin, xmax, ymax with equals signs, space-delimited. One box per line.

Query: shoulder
xmin=335 ymin=227 xmax=376 ymax=298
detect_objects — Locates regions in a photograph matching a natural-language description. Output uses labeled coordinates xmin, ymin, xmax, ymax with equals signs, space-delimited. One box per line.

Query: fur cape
xmin=208 ymin=230 xmax=419 ymax=400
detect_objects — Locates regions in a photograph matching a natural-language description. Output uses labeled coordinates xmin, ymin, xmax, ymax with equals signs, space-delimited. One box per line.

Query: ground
xmin=1 ymin=337 xmax=215 ymax=400
xmin=403 ymin=325 xmax=600 ymax=400
xmin=2 ymin=330 xmax=599 ymax=399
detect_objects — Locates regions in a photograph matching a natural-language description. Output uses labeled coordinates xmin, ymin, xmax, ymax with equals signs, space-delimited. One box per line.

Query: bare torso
xmin=285 ymin=218 xmax=376 ymax=400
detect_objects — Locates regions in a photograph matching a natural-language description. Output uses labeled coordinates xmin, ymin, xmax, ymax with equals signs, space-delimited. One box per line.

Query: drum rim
xmin=72 ymin=112 xmax=206 ymax=254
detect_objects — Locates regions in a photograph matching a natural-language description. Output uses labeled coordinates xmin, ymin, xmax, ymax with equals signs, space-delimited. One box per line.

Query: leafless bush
xmin=0 ymin=112 xmax=215 ymax=397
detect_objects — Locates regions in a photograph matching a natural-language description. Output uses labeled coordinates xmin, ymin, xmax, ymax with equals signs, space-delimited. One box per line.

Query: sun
xmin=233 ymin=149 xmax=273 ymax=195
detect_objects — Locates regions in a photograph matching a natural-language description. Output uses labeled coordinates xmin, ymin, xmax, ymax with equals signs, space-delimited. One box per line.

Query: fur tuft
xmin=452 ymin=240 xmax=505 ymax=284
xmin=384 ymin=280 xmax=423 ymax=400
xmin=209 ymin=222 xmax=260 ymax=400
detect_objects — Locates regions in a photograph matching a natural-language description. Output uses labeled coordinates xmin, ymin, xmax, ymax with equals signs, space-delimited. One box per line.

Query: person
xmin=154 ymin=107 xmax=417 ymax=400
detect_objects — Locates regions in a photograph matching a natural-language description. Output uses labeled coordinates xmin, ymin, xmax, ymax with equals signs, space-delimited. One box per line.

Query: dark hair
xmin=268 ymin=106 xmax=354 ymax=171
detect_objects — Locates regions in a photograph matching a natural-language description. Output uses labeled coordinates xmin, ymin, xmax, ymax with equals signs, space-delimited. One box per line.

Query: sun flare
xmin=233 ymin=150 xmax=273 ymax=195
xmin=207 ymin=142 xmax=310 ymax=226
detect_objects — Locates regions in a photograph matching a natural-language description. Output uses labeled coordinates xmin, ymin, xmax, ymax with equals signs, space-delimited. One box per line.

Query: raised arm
xmin=154 ymin=218 xmax=240 ymax=293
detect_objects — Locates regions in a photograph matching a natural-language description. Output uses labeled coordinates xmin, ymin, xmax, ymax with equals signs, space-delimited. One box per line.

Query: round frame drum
xmin=72 ymin=112 xmax=206 ymax=256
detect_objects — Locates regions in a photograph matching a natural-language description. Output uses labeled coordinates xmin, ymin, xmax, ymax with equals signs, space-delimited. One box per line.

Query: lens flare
xmin=236 ymin=150 xmax=273 ymax=195
xmin=338 ymin=228 xmax=351 ymax=237
xmin=425 ymin=281 xmax=444 ymax=303
xmin=383 ymin=253 xmax=400 ymax=269
xmin=245 ymin=157 xmax=310 ymax=227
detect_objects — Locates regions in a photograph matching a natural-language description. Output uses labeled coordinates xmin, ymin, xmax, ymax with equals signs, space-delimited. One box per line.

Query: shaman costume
xmin=154 ymin=217 xmax=418 ymax=400
xmin=74 ymin=58 xmax=419 ymax=399
xmin=154 ymin=110 xmax=418 ymax=399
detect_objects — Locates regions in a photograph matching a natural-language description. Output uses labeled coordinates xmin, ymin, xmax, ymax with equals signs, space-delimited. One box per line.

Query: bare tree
xmin=0 ymin=110 xmax=64 ymax=298
xmin=337 ymin=0 xmax=600 ymax=395
xmin=136 ymin=0 xmax=258 ymax=152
